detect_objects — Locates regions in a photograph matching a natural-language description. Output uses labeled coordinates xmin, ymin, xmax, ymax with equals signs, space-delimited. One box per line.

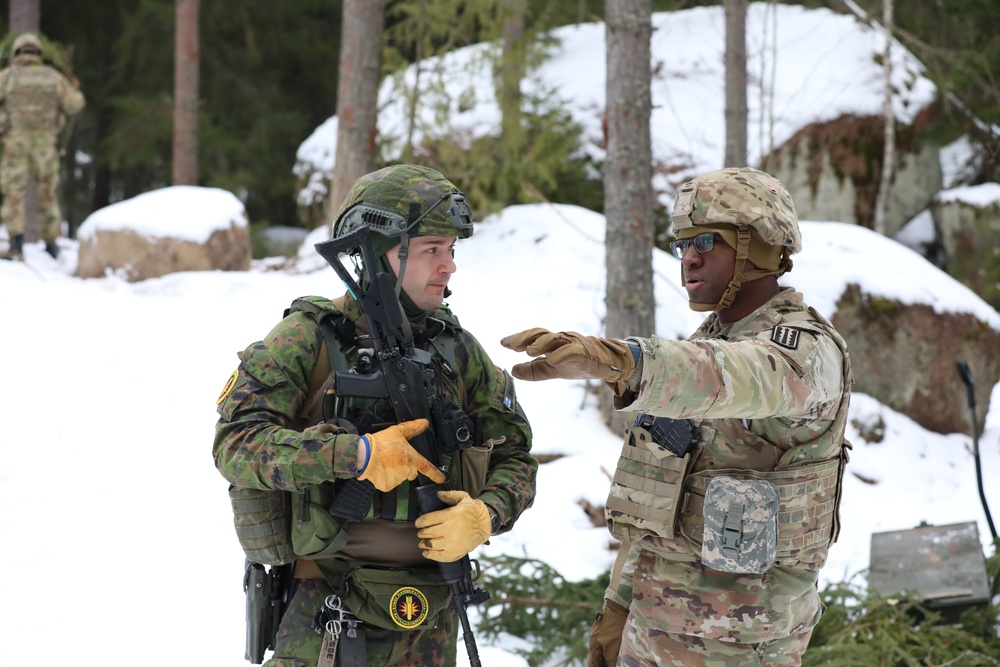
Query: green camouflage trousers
xmin=619 ymin=549 xmax=821 ymax=667
xmin=265 ymin=578 xmax=459 ymax=667
xmin=1 ymin=132 xmax=63 ymax=243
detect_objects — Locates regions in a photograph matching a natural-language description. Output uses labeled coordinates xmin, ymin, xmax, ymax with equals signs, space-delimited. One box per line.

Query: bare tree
xmin=603 ymin=0 xmax=654 ymax=425
xmin=8 ymin=0 xmax=41 ymax=243
xmin=8 ymin=0 xmax=39 ymax=31
xmin=724 ymin=0 xmax=747 ymax=167
xmin=497 ymin=0 xmax=526 ymax=205
xmin=327 ymin=0 xmax=387 ymax=227
xmin=172 ymin=0 xmax=200 ymax=186
xmin=873 ymin=0 xmax=895 ymax=235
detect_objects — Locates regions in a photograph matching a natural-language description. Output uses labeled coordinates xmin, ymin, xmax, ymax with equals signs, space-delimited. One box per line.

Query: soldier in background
xmin=0 ymin=32 xmax=85 ymax=261
xmin=503 ymin=167 xmax=852 ymax=666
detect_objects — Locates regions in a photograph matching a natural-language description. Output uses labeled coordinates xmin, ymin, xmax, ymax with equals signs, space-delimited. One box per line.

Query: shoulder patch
xmin=770 ymin=325 xmax=800 ymax=350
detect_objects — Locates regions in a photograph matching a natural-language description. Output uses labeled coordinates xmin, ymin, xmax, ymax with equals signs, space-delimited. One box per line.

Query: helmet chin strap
xmin=687 ymin=226 xmax=782 ymax=313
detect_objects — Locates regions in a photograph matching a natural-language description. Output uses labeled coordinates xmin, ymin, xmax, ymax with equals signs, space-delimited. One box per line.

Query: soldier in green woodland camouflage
xmin=214 ymin=164 xmax=537 ymax=666
xmin=0 ymin=32 xmax=84 ymax=261
xmin=503 ymin=167 xmax=852 ymax=667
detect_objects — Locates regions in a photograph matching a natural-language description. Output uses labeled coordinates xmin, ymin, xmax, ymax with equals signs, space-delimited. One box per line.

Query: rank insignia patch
xmin=390 ymin=586 xmax=429 ymax=629
xmin=770 ymin=326 xmax=800 ymax=350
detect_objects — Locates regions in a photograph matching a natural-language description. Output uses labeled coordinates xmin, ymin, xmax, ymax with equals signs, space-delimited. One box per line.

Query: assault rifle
xmin=315 ymin=227 xmax=490 ymax=667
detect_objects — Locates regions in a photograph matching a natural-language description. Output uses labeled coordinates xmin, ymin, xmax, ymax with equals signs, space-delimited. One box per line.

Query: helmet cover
xmin=671 ymin=167 xmax=801 ymax=255
xmin=333 ymin=164 xmax=473 ymax=242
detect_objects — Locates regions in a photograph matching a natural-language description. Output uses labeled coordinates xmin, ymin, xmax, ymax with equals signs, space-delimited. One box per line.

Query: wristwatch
xmin=488 ymin=508 xmax=503 ymax=535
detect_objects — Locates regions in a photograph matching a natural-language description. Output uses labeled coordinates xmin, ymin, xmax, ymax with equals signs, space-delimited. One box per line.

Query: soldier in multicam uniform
xmin=503 ymin=167 xmax=852 ymax=667
xmin=214 ymin=164 xmax=537 ymax=666
xmin=0 ymin=32 xmax=84 ymax=260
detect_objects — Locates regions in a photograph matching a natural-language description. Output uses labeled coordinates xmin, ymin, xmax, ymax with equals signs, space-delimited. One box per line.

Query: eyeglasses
xmin=669 ymin=232 xmax=718 ymax=259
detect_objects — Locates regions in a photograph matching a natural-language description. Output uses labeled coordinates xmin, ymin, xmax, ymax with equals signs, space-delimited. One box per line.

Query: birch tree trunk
xmin=172 ymin=0 xmax=200 ymax=186
xmin=327 ymin=0 xmax=387 ymax=228
xmin=603 ymin=0 xmax=653 ymax=426
xmin=873 ymin=0 xmax=895 ymax=236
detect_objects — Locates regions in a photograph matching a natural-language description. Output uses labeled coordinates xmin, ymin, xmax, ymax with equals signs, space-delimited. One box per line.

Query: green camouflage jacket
xmin=214 ymin=293 xmax=536 ymax=567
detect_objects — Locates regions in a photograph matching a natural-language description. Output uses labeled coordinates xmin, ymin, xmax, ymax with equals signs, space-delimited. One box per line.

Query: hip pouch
xmin=701 ymin=477 xmax=779 ymax=574
xmin=341 ymin=565 xmax=453 ymax=631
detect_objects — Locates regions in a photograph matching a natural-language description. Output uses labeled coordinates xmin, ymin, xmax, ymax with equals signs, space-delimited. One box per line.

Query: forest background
xmin=3 ymin=1 xmax=1000 ymax=665
xmin=3 ymin=0 xmax=999 ymax=244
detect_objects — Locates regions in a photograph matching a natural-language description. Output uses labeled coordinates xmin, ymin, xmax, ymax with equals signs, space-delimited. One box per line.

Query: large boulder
xmin=77 ymin=186 xmax=250 ymax=281
xmin=931 ymin=184 xmax=1000 ymax=311
xmin=832 ymin=283 xmax=1000 ymax=435
xmin=763 ymin=112 xmax=943 ymax=238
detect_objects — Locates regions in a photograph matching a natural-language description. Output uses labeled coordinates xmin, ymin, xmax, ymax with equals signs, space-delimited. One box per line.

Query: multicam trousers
xmin=1 ymin=131 xmax=64 ymax=243
xmin=617 ymin=549 xmax=822 ymax=667
xmin=264 ymin=578 xmax=459 ymax=667
xmin=619 ymin=622 xmax=814 ymax=667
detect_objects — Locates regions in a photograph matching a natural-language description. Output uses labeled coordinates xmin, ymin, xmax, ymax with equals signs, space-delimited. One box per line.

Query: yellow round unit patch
xmin=216 ymin=370 xmax=239 ymax=405
xmin=389 ymin=586 xmax=429 ymax=629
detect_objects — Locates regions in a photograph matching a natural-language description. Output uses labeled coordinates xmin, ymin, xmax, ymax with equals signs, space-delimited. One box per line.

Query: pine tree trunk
xmin=172 ymin=0 xmax=200 ymax=186
xmin=9 ymin=0 xmax=41 ymax=244
xmin=498 ymin=0 xmax=526 ymax=205
xmin=327 ymin=0 xmax=387 ymax=228
xmin=724 ymin=0 xmax=747 ymax=167
xmin=603 ymin=0 xmax=654 ymax=427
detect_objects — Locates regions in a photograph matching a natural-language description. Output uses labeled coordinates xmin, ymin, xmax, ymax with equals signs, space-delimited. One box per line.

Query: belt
xmin=293 ymin=558 xmax=325 ymax=579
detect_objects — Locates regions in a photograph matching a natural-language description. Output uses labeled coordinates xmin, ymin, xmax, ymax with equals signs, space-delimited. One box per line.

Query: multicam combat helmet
xmin=12 ymin=32 xmax=43 ymax=56
xmin=670 ymin=167 xmax=801 ymax=312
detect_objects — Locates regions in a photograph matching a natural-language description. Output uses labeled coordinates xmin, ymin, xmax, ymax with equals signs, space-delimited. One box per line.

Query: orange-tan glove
xmin=500 ymin=328 xmax=635 ymax=382
xmin=587 ymin=600 xmax=628 ymax=667
xmin=414 ymin=490 xmax=491 ymax=562
xmin=357 ymin=419 xmax=445 ymax=492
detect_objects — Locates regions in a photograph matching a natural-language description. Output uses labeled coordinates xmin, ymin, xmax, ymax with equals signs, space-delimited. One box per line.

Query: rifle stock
xmin=315 ymin=230 xmax=489 ymax=667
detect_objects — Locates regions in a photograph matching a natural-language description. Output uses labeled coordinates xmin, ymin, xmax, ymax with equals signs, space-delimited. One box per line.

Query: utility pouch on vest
xmin=340 ymin=565 xmax=453 ymax=631
xmin=229 ymin=485 xmax=295 ymax=566
xmin=459 ymin=441 xmax=494 ymax=499
xmin=701 ymin=477 xmax=779 ymax=574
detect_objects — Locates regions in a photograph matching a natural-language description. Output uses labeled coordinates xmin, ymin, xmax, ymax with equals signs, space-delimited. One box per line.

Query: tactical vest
xmin=231 ymin=296 xmax=493 ymax=565
xmin=605 ymin=306 xmax=852 ymax=571
xmin=4 ymin=63 xmax=62 ymax=133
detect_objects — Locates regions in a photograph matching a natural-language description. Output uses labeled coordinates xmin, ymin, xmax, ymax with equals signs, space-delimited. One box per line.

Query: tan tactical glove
xmin=357 ymin=419 xmax=445 ymax=492
xmin=414 ymin=490 xmax=491 ymax=562
xmin=500 ymin=328 xmax=635 ymax=382
xmin=587 ymin=600 xmax=628 ymax=667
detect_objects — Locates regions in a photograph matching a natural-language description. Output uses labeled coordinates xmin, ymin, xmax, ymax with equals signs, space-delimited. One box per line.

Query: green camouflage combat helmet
xmin=12 ymin=32 xmax=43 ymax=56
xmin=332 ymin=164 xmax=474 ymax=309
xmin=670 ymin=167 xmax=801 ymax=312
xmin=333 ymin=164 xmax=473 ymax=250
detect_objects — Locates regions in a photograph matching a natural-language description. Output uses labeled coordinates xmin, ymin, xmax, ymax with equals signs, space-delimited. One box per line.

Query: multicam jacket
xmin=214 ymin=293 xmax=536 ymax=569
xmin=605 ymin=287 xmax=851 ymax=643
xmin=0 ymin=54 xmax=84 ymax=137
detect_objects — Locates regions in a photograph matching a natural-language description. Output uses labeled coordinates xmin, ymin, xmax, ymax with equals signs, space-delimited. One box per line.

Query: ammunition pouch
xmin=458 ymin=440 xmax=493 ymax=499
xmin=605 ymin=416 xmax=698 ymax=540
